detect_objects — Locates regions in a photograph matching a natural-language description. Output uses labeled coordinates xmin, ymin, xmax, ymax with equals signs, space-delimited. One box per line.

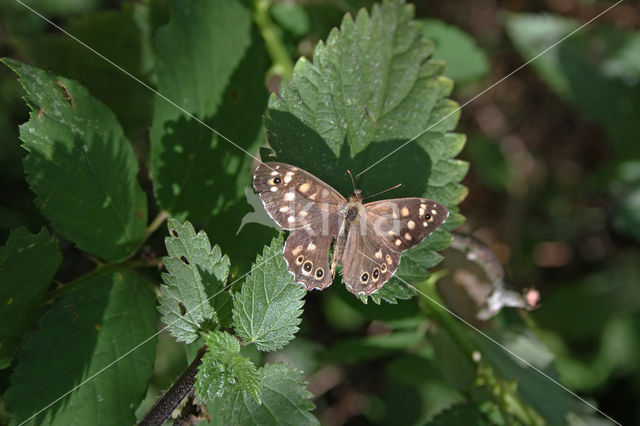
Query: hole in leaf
xmin=180 ymin=256 xmax=190 ymax=265
xmin=178 ymin=302 xmax=186 ymax=316
xmin=170 ymin=229 xmax=179 ymax=238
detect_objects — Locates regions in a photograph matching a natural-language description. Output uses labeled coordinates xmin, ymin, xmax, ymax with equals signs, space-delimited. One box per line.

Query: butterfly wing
xmin=341 ymin=198 xmax=448 ymax=295
xmin=364 ymin=198 xmax=449 ymax=252
xmin=253 ymin=162 xmax=346 ymax=290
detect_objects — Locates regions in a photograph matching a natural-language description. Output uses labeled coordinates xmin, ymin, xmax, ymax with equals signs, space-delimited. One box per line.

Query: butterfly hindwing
xmin=253 ymin=162 xmax=346 ymax=230
xmin=283 ymin=230 xmax=334 ymax=291
xmin=364 ymin=198 xmax=449 ymax=252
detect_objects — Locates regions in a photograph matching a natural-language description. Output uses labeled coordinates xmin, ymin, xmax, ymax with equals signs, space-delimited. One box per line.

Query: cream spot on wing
xmin=307 ymin=242 xmax=316 ymax=251
xmin=421 ymin=203 xmax=427 ymax=210
xmin=279 ymin=206 xmax=289 ymax=213
xmin=292 ymin=167 xmax=298 ymax=171
xmin=431 ymin=209 xmax=437 ymax=215
xmin=292 ymin=245 xmax=302 ymax=256
xmin=386 ymin=254 xmax=393 ymax=265
xmin=401 ymin=207 xmax=409 ymax=217
xmin=308 ymin=192 xmax=317 ymax=200
xmin=286 ymin=171 xmax=294 ymax=176
xmin=287 ymin=216 xmax=295 ymax=223
xmin=285 ymin=192 xmax=295 ymax=201
xmin=284 ymin=175 xmax=292 ymax=183
xmin=405 ymin=233 xmax=412 ymax=240
xmin=275 ymin=165 xmax=280 ymax=169
xmin=298 ymin=183 xmax=310 ymax=193
xmin=300 ymin=211 xmax=308 ymax=217
xmin=387 ymin=230 xmax=395 ymax=236
xmin=407 ymin=220 xmax=415 ymax=229
xmin=375 ymin=250 xmax=382 ymax=259
xmin=270 ymin=186 xmax=278 ymax=192
xmin=270 ymin=171 xmax=279 ymax=176
xmin=419 ymin=207 xmax=425 ymax=216
xmin=423 ymin=221 xmax=428 ymax=227
xmin=392 ymin=210 xmax=398 ymax=218
xmin=395 ymin=239 xmax=402 ymax=246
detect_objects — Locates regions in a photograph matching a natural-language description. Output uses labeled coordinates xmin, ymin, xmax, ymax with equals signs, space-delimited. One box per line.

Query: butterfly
xmin=253 ymin=162 xmax=449 ymax=296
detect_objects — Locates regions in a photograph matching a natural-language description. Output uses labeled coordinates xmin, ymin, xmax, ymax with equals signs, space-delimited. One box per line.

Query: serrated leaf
xmin=158 ymin=219 xmax=232 ymax=343
xmin=421 ymin=19 xmax=489 ymax=84
xmin=5 ymin=270 xmax=157 ymax=425
xmin=233 ymin=235 xmax=305 ymax=351
xmin=222 ymin=363 xmax=318 ymax=426
xmin=505 ymin=13 xmax=640 ymax=158
xmin=0 ymin=227 xmax=61 ymax=368
xmin=263 ymin=0 xmax=467 ymax=301
xmin=150 ymin=0 xmax=269 ymax=228
xmin=2 ymin=59 xmax=147 ymax=261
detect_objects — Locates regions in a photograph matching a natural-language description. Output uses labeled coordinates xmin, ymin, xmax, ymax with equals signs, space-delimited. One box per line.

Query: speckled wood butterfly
xmin=253 ymin=162 xmax=449 ymax=296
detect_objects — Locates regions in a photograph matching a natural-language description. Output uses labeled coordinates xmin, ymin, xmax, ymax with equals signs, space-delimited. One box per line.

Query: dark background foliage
xmin=1 ymin=0 xmax=639 ymax=425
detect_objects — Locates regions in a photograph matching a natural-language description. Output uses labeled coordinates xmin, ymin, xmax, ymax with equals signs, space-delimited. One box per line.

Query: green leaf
xmin=0 ymin=227 xmax=61 ymax=369
xmin=158 ymin=219 xmax=232 ymax=343
xmin=196 ymin=331 xmax=261 ymax=404
xmin=233 ymin=235 xmax=305 ymax=352
xmin=425 ymin=403 xmax=492 ymax=426
xmin=150 ymin=0 xmax=269 ymax=228
xmin=221 ymin=363 xmax=318 ymax=426
xmin=421 ymin=19 xmax=489 ymax=84
xmin=5 ymin=269 xmax=157 ymax=425
xmin=264 ymin=0 xmax=468 ymax=299
xmin=505 ymin=13 xmax=640 ymax=159
xmin=9 ymin=3 xmax=155 ymax=134
xmin=2 ymin=58 xmax=147 ymax=262
xmin=323 ymin=330 xmax=424 ymax=364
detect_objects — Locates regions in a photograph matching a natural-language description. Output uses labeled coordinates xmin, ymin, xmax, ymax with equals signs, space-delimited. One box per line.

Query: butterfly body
xmin=253 ymin=162 xmax=448 ymax=296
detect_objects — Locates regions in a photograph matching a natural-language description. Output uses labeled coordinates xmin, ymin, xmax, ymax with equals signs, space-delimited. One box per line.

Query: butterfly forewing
xmin=253 ymin=162 xmax=346 ymax=230
xmin=364 ymin=198 xmax=449 ymax=252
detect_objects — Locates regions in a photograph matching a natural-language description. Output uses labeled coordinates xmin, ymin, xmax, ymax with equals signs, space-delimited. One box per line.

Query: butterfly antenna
xmin=347 ymin=170 xmax=357 ymax=192
xmin=363 ymin=183 xmax=402 ymax=200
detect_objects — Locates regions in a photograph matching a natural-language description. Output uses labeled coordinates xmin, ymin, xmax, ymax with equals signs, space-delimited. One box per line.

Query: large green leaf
xmin=233 ymin=235 xmax=305 ymax=352
xmin=505 ymin=13 xmax=640 ymax=159
xmin=158 ymin=219 xmax=232 ymax=343
xmin=263 ymin=0 xmax=467 ymax=300
xmin=0 ymin=227 xmax=61 ymax=368
xmin=10 ymin=2 xmax=155 ymax=134
xmin=221 ymin=363 xmax=318 ymax=425
xmin=5 ymin=269 xmax=157 ymax=425
xmin=150 ymin=0 xmax=269 ymax=227
xmin=2 ymin=59 xmax=147 ymax=262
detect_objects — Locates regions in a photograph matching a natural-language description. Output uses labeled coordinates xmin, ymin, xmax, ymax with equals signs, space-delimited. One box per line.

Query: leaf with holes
xmin=0 ymin=227 xmax=61 ymax=369
xmin=221 ymin=363 xmax=318 ymax=425
xmin=195 ymin=331 xmax=261 ymax=404
xmin=1 ymin=58 xmax=147 ymax=262
xmin=262 ymin=0 xmax=468 ymax=302
xmin=158 ymin=219 xmax=232 ymax=343
xmin=233 ymin=235 xmax=305 ymax=351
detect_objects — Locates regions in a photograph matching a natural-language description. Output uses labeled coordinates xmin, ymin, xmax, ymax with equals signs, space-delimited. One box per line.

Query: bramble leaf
xmin=5 ymin=270 xmax=157 ymax=425
xmin=263 ymin=0 xmax=468 ymax=301
xmin=2 ymin=58 xmax=147 ymax=262
xmin=195 ymin=331 xmax=261 ymax=404
xmin=221 ymin=363 xmax=318 ymax=426
xmin=158 ymin=219 xmax=232 ymax=343
xmin=233 ymin=235 xmax=305 ymax=351
xmin=0 ymin=227 xmax=61 ymax=368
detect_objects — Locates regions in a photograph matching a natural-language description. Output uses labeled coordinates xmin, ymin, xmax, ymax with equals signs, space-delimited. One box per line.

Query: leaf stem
xmin=253 ymin=0 xmax=294 ymax=78
xmin=142 ymin=210 xmax=170 ymax=244
xmin=138 ymin=347 xmax=207 ymax=426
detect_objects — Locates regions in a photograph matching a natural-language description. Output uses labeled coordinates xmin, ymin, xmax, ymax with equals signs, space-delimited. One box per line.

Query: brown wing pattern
xmin=253 ymin=162 xmax=346 ymax=230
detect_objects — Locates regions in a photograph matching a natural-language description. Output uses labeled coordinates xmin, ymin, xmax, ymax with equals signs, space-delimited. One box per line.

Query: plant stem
xmin=253 ymin=0 xmax=294 ymax=78
xmin=138 ymin=347 xmax=207 ymax=426
xmin=142 ymin=210 xmax=170 ymax=244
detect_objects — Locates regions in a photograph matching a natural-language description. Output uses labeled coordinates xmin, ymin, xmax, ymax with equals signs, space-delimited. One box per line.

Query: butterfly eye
xmin=315 ymin=268 xmax=324 ymax=278
xmin=296 ymin=255 xmax=304 ymax=265
xmin=372 ymin=268 xmax=379 ymax=280
xmin=303 ymin=261 xmax=313 ymax=273
xmin=425 ymin=213 xmax=432 ymax=221
xmin=270 ymin=176 xmax=282 ymax=185
xmin=360 ymin=272 xmax=369 ymax=283
xmin=380 ymin=263 xmax=387 ymax=273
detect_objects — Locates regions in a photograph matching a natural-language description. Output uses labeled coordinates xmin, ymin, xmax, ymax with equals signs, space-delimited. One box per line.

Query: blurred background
xmin=1 ymin=0 xmax=639 ymax=424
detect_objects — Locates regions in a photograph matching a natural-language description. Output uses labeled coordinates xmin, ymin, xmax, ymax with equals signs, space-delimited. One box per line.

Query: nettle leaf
xmin=2 ymin=59 xmax=147 ymax=262
xmin=0 ymin=227 xmax=61 ymax=368
xmin=222 ymin=363 xmax=318 ymax=426
xmin=233 ymin=235 xmax=305 ymax=351
xmin=5 ymin=270 xmax=157 ymax=425
xmin=263 ymin=0 xmax=467 ymax=301
xmin=150 ymin=0 xmax=269 ymax=227
xmin=195 ymin=331 xmax=261 ymax=404
xmin=158 ymin=219 xmax=232 ymax=343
